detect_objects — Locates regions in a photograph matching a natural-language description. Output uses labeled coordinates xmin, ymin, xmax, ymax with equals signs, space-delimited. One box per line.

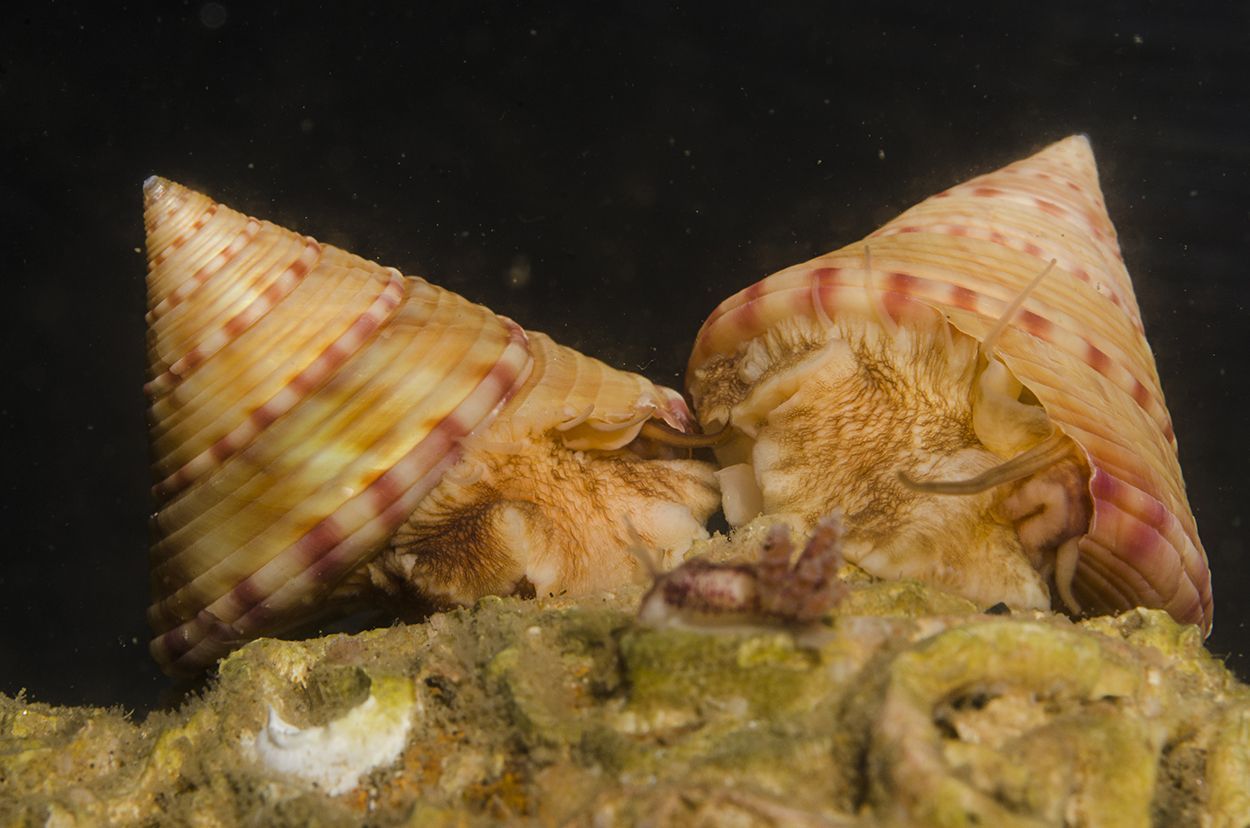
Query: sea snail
xmin=687 ymin=136 xmax=1213 ymax=632
xmin=143 ymin=178 xmax=719 ymax=676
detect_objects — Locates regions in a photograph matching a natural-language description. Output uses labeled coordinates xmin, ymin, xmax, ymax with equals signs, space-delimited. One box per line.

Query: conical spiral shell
xmin=688 ymin=136 xmax=1212 ymax=632
xmin=144 ymin=178 xmax=715 ymax=674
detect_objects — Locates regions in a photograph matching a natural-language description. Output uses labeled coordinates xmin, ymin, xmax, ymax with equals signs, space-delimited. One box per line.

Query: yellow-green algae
xmin=2 ymin=531 xmax=1248 ymax=826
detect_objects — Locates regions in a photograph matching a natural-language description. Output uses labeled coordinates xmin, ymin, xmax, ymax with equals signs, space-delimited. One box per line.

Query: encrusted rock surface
xmin=3 ymin=522 xmax=1249 ymax=826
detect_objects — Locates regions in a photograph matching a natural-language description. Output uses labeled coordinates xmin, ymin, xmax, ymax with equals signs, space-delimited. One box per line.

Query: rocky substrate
xmin=3 ymin=522 xmax=1248 ymax=826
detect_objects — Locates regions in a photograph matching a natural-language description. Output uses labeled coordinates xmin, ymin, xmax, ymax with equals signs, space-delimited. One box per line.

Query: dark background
xmin=3 ymin=2 xmax=1247 ymax=713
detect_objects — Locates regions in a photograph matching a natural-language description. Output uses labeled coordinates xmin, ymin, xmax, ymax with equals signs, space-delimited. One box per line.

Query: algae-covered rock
xmin=2 ymin=530 xmax=1248 ymax=826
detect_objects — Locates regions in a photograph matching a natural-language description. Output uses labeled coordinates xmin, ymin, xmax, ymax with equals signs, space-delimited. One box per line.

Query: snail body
xmin=687 ymin=137 xmax=1212 ymax=631
xmin=144 ymin=178 xmax=718 ymax=675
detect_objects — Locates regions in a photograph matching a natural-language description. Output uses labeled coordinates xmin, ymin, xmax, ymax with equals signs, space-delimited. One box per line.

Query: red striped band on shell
xmin=150 ymin=270 xmax=406 ymax=500
xmin=145 ymin=238 xmax=324 ymax=396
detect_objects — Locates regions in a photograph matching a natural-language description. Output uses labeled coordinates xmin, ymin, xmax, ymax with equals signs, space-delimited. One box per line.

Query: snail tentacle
xmin=863 ymin=244 xmax=901 ymax=340
xmin=898 ymin=430 xmax=1074 ymax=495
xmin=638 ymin=418 xmax=731 ymax=449
xmin=980 ymin=258 xmax=1056 ymax=361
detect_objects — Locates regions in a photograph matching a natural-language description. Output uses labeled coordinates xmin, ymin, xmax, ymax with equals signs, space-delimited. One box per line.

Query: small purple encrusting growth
xmin=637 ymin=514 xmax=847 ymax=629
xmin=756 ymin=516 xmax=846 ymax=622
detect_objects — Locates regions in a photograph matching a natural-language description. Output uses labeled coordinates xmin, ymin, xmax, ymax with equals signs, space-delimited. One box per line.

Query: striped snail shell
xmin=144 ymin=178 xmax=719 ymax=676
xmin=687 ymin=136 xmax=1212 ymax=632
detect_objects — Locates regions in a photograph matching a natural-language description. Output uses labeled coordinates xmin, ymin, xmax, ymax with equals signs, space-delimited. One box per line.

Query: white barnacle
xmin=243 ymin=676 xmax=418 ymax=796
